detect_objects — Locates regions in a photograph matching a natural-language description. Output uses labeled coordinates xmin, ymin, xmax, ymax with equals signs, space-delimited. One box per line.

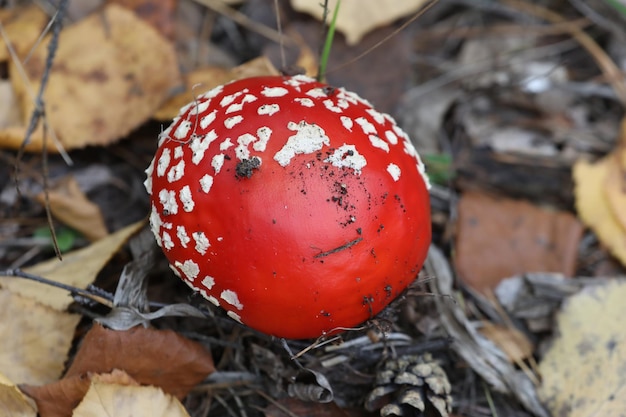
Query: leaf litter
xmin=1 ymin=1 xmax=626 ymax=417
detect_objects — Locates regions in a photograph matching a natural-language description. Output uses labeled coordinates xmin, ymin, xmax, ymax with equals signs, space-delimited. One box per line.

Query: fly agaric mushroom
xmin=145 ymin=75 xmax=431 ymax=339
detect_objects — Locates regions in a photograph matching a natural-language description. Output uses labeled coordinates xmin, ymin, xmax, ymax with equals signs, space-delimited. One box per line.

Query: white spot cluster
xmin=221 ymin=289 xmax=244 ymax=310
xmin=158 ymin=189 xmax=178 ymax=215
xmin=235 ymin=133 xmax=256 ymax=160
xmin=212 ymin=154 xmax=225 ymax=174
xmin=256 ymin=127 xmax=272 ymax=151
xmin=167 ymin=159 xmax=185 ymax=182
xmin=340 ymin=116 xmax=353 ymax=131
xmin=226 ymin=94 xmax=257 ymax=114
xmin=149 ymin=204 xmax=161 ymax=246
xmin=387 ymin=163 xmax=401 ymax=181
xmin=202 ymin=275 xmax=215 ymax=289
xmin=162 ymin=232 xmax=174 ymax=250
xmin=199 ymin=174 xmax=214 ymax=193
xmin=294 ymin=97 xmax=314 ymax=107
xmin=323 ymin=99 xmax=343 ymax=113
xmin=177 ymin=225 xmax=190 ymax=248
xmin=261 ymin=86 xmax=288 ymax=97
xmin=224 ymin=115 xmax=243 ymax=129
xmin=323 ymin=144 xmax=367 ymax=175
xmin=193 ymin=231 xmax=210 ymax=255
xmin=175 ymin=259 xmax=200 ymax=280
xmin=227 ymin=311 xmax=243 ymax=323
xmin=385 ymin=130 xmax=398 ymax=145
xmin=179 ymin=185 xmax=195 ymax=212
xmin=369 ymin=135 xmax=389 ymax=153
xmin=257 ymin=104 xmax=280 ymax=116
xmin=200 ymin=110 xmax=217 ymax=130
xmin=306 ymin=88 xmax=327 ymax=99
xmin=174 ymin=120 xmax=192 ymax=140
xmin=355 ymin=117 xmax=376 ymax=134
xmin=220 ymin=90 xmax=245 ymax=107
xmin=190 ymin=130 xmax=217 ymax=164
xmin=144 ymin=159 xmax=154 ymax=194
xmin=190 ymin=99 xmax=210 ymax=116
xmin=274 ymin=121 xmax=330 ymax=167
xmin=220 ymin=138 xmax=233 ymax=150
xmin=156 ymin=148 xmax=171 ymax=177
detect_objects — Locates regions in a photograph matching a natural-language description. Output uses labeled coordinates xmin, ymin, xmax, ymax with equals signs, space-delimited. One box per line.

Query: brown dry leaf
xmin=0 ymin=289 xmax=80 ymax=386
xmin=574 ymin=157 xmax=626 ymax=266
xmin=1 ymin=3 xmax=181 ymax=152
xmin=22 ymin=324 xmax=213 ymax=416
xmin=0 ymin=6 xmax=49 ymax=60
xmin=290 ymin=0 xmax=429 ymax=45
xmin=65 ymin=323 xmax=214 ymax=399
xmin=538 ymin=279 xmax=626 ymax=417
xmin=72 ymin=380 xmax=189 ymax=417
xmin=21 ymin=373 xmax=91 ymax=417
xmin=154 ymin=56 xmax=279 ymax=121
xmin=0 ymin=220 xmax=144 ymax=310
xmin=34 ymin=176 xmax=108 ymax=241
xmin=455 ymin=191 xmax=583 ymax=292
xmin=0 ymin=372 xmax=38 ymax=417
xmin=479 ymin=321 xmax=533 ymax=363
xmin=21 ymin=369 xmax=140 ymax=417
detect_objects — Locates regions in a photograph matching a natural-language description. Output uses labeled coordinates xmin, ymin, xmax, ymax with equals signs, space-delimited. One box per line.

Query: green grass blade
xmin=318 ymin=0 xmax=341 ymax=82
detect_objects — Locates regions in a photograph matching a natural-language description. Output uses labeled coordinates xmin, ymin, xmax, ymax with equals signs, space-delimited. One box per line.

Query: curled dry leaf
xmin=1 ymin=3 xmax=181 ymax=152
xmin=0 ymin=220 xmax=144 ymax=310
xmin=290 ymin=0 xmax=430 ymax=45
xmin=34 ymin=176 xmax=109 ymax=242
xmin=0 ymin=372 xmax=37 ymax=417
xmin=538 ymin=280 xmax=626 ymax=417
xmin=0 ymin=289 xmax=80 ymax=386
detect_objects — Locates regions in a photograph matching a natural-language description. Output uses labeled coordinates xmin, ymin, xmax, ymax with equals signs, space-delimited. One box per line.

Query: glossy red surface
xmin=146 ymin=75 xmax=431 ymax=339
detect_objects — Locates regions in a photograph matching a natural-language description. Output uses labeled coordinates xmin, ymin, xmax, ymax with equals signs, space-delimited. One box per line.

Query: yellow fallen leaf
xmin=0 ymin=372 xmax=38 ymax=417
xmin=2 ymin=3 xmax=181 ymax=152
xmin=0 ymin=220 xmax=144 ymax=310
xmin=290 ymin=0 xmax=430 ymax=45
xmin=538 ymin=280 xmax=626 ymax=417
xmin=573 ymin=157 xmax=626 ymax=266
xmin=604 ymin=155 xmax=626 ymax=231
xmin=35 ymin=176 xmax=109 ymax=241
xmin=73 ymin=381 xmax=190 ymax=417
xmin=0 ymin=289 xmax=80 ymax=385
xmin=0 ymin=6 xmax=49 ymax=60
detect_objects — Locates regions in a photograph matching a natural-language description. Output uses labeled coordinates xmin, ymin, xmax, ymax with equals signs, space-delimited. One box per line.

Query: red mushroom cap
xmin=145 ymin=75 xmax=431 ymax=339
